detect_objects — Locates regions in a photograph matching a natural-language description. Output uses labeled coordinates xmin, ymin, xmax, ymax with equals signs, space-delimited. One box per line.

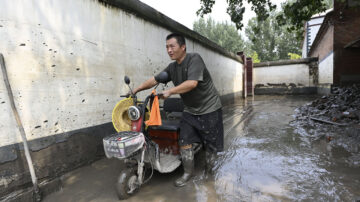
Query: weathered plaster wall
xmin=0 ymin=0 xmax=243 ymax=199
xmin=253 ymin=58 xmax=318 ymax=94
xmin=255 ymin=64 xmax=311 ymax=85
xmin=0 ymin=0 xmax=242 ymax=147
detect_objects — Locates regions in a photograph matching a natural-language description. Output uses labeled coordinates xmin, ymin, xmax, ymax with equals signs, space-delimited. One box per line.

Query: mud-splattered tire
xmin=116 ymin=168 xmax=139 ymax=200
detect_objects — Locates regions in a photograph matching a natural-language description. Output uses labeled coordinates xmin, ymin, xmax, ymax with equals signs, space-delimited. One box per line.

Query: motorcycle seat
xmin=163 ymin=98 xmax=184 ymax=112
xmin=148 ymin=98 xmax=183 ymax=131
xmin=148 ymin=119 xmax=180 ymax=131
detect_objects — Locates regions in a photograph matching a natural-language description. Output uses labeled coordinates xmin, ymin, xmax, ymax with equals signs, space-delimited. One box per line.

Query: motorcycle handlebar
xmin=120 ymin=92 xmax=162 ymax=99
xmin=120 ymin=94 xmax=137 ymax=98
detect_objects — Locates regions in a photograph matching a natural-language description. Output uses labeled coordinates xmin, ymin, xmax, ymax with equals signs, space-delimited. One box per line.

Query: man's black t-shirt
xmin=161 ymin=53 xmax=222 ymax=115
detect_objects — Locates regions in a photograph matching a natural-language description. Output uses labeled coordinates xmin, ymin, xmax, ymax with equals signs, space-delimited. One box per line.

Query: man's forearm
xmin=162 ymin=80 xmax=197 ymax=99
xmin=133 ymin=77 xmax=157 ymax=94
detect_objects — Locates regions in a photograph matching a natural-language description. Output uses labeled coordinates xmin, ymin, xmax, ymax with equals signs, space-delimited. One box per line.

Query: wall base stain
xmin=0 ymin=122 xmax=115 ymax=199
xmin=255 ymin=86 xmax=318 ymax=95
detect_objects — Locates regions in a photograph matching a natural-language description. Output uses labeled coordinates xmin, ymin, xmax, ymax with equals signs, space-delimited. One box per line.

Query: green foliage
xmin=193 ymin=17 xmax=246 ymax=53
xmin=197 ymin=0 xmax=276 ymax=30
xmin=288 ymin=53 xmax=301 ymax=60
xmin=276 ymin=0 xmax=328 ymax=38
xmin=245 ymin=11 xmax=302 ymax=61
xmin=195 ymin=1 xmax=334 ymax=62
xmin=324 ymin=0 xmax=334 ymax=8
xmin=197 ymin=0 xmax=330 ymax=34
xmin=250 ymin=51 xmax=260 ymax=63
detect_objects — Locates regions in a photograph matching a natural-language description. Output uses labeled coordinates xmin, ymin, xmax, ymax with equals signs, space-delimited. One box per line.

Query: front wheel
xmin=116 ymin=168 xmax=139 ymax=200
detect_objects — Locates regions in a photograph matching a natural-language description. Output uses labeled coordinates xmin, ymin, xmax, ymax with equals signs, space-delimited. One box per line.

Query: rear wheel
xmin=116 ymin=168 xmax=139 ymax=200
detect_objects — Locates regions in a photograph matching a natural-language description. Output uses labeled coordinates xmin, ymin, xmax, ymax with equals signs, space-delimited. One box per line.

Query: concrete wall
xmin=0 ymin=0 xmax=243 ymax=199
xmin=319 ymin=52 xmax=334 ymax=84
xmin=302 ymin=31 xmax=308 ymax=58
xmin=253 ymin=58 xmax=318 ymax=94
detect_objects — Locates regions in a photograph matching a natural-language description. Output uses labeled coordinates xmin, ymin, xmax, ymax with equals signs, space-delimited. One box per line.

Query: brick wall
xmin=309 ymin=24 xmax=334 ymax=61
xmin=333 ymin=4 xmax=360 ymax=85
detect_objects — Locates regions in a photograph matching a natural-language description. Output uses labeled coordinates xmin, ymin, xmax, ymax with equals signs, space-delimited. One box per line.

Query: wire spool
xmin=112 ymin=98 xmax=133 ymax=132
xmin=112 ymin=97 xmax=149 ymax=132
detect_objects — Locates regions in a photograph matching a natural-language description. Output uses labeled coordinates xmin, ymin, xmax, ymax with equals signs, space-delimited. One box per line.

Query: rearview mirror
xmin=124 ymin=76 xmax=130 ymax=85
xmin=155 ymin=71 xmax=170 ymax=84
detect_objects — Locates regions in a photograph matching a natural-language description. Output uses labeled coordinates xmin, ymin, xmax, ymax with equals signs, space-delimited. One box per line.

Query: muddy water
xmin=44 ymin=95 xmax=360 ymax=202
xmin=216 ymin=95 xmax=359 ymax=201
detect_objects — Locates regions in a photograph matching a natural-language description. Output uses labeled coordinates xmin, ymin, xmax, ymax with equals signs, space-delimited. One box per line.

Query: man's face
xmin=166 ymin=38 xmax=186 ymax=61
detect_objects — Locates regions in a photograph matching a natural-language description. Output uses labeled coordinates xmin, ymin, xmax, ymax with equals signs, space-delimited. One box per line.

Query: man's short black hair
xmin=166 ymin=33 xmax=186 ymax=47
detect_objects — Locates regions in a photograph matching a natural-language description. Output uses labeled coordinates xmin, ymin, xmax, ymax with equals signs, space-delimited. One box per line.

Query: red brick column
xmin=237 ymin=52 xmax=247 ymax=98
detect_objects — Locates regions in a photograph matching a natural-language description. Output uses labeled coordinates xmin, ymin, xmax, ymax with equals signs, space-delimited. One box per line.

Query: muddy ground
xmin=43 ymin=95 xmax=360 ymax=202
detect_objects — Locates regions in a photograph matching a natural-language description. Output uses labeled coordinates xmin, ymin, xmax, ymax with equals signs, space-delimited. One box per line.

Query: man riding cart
xmin=132 ymin=33 xmax=224 ymax=187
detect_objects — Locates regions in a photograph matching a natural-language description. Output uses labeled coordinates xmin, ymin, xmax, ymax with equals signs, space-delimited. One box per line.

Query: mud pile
xmin=292 ymin=85 xmax=360 ymax=154
xmin=296 ymin=84 xmax=360 ymax=126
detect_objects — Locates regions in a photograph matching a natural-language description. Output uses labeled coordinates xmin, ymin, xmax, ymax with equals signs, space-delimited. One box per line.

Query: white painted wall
xmin=0 ymin=0 xmax=243 ymax=147
xmin=308 ymin=17 xmax=324 ymax=26
xmin=302 ymin=35 xmax=308 ymax=58
xmin=319 ymin=52 xmax=333 ymax=84
xmin=302 ymin=16 xmax=324 ymax=58
xmin=309 ymin=25 xmax=321 ymax=48
xmin=254 ymin=64 xmax=313 ymax=86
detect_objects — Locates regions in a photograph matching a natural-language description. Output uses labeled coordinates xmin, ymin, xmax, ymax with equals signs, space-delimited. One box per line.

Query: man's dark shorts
xmin=179 ymin=108 xmax=224 ymax=152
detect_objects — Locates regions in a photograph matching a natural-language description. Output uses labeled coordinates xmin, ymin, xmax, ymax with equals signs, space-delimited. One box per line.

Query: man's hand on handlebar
xmin=121 ymin=90 xmax=135 ymax=98
xmin=159 ymin=90 xmax=171 ymax=99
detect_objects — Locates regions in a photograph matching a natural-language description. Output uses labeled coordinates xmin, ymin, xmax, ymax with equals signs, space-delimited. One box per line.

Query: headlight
xmin=128 ymin=106 xmax=140 ymax=121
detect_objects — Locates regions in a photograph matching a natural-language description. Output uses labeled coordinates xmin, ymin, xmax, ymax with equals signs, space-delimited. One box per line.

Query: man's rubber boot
xmin=205 ymin=150 xmax=216 ymax=178
xmin=174 ymin=148 xmax=194 ymax=187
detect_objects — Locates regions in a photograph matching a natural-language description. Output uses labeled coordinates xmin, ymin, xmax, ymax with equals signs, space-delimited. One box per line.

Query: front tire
xmin=116 ymin=168 xmax=139 ymax=200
